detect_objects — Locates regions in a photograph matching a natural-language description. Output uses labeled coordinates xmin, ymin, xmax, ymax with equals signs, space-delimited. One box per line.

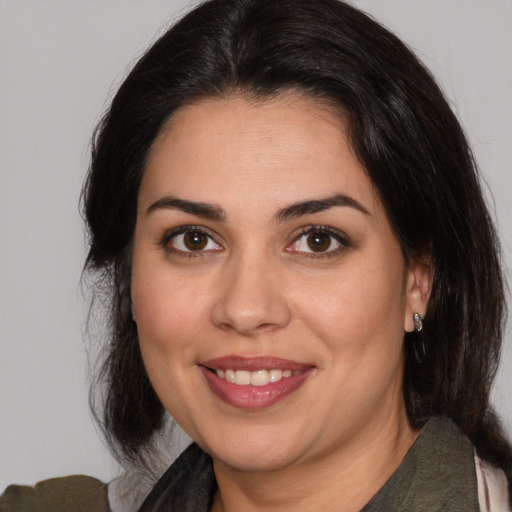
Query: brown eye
xmin=184 ymin=231 xmax=208 ymax=250
xmin=166 ymin=228 xmax=222 ymax=254
xmin=307 ymin=232 xmax=331 ymax=252
xmin=288 ymin=227 xmax=347 ymax=255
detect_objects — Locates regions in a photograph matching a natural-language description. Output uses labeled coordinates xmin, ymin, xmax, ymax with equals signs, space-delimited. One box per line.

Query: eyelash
xmin=287 ymin=226 xmax=350 ymax=258
xmin=160 ymin=226 xmax=222 ymax=257
xmin=159 ymin=225 xmax=350 ymax=258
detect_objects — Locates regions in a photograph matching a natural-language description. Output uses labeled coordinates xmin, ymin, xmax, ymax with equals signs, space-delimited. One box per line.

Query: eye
xmin=288 ymin=227 xmax=348 ymax=255
xmin=164 ymin=227 xmax=222 ymax=254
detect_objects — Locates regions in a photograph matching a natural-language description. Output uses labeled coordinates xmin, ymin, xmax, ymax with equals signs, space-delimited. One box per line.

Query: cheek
xmin=132 ymin=270 xmax=214 ymax=422
xmin=296 ymin=253 xmax=406 ymax=356
xmin=136 ymin=279 xmax=210 ymax=352
xmin=301 ymin=259 xmax=407 ymax=424
xmin=131 ymin=251 xmax=216 ymax=373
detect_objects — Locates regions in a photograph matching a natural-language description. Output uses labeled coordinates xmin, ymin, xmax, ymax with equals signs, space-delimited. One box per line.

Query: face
xmin=131 ymin=94 xmax=430 ymax=473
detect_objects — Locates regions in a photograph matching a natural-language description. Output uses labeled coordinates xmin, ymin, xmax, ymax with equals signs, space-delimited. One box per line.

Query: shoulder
xmin=0 ymin=475 xmax=110 ymax=512
xmin=474 ymin=452 xmax=511 ymax=512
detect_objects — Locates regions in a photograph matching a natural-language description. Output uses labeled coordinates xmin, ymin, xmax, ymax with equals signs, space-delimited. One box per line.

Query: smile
xmin=215 ymin=368 xmax=298 ymax=386
xmin=200 ymin=356 xmax=314 ymax=409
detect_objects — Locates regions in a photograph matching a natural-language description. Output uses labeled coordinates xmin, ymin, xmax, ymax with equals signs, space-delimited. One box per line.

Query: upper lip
xmin=201 ymin=356 xmax=313 ymax=372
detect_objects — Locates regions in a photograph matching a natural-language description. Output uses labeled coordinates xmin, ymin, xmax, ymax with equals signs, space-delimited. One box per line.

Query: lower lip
xmin=199 ymin=367 xmax=313 ymax=409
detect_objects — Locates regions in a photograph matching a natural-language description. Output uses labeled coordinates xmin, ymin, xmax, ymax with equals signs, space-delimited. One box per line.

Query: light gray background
xmin=1 ymin=0 xmax=511 ymax=492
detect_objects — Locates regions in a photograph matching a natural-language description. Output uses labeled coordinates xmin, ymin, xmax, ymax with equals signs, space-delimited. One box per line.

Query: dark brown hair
xmin=82 ymin=0 xmax=511 ymax=494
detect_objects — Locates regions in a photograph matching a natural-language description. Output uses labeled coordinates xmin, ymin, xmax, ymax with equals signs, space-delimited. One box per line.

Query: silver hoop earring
xmin=412 ymin=313 xmax=425 ymax=364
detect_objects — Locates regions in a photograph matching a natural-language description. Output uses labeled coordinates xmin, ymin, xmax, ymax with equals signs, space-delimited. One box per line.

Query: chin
xmin=215 ymin=446 xmax=301 ymax=473
xmin=199 ymin=425 xmax=312 ymax=473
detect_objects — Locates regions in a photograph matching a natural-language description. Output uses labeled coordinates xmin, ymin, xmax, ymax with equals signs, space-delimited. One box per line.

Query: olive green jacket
xmin=0 ymin=475 xmax=110 ymax=512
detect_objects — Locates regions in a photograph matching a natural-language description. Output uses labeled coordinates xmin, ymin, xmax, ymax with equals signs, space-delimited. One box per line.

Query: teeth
xmin=269 ymin=369 xmax=283 ymax=383
xmin=215 ymin=368 xmax=297 ymax=386
xmin=251 ymin=370 xmax=269 ymax=386
xmin=235 ymin=370 xmax=251 ymax=385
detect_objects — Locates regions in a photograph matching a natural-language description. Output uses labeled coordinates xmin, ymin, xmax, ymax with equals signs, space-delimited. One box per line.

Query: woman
xmin=85 ymin=0 xmax=511 ymax=510
xmin=3 ymin=0 xmax=509 ymax=510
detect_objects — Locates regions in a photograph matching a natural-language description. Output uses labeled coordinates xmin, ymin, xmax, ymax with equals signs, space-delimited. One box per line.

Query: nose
xmin=211 ymin=252 xmax=292 ymax=335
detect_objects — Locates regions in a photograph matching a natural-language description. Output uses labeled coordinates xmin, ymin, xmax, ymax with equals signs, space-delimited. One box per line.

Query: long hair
xmin=82 ymin=0 xmax=511 ymax=492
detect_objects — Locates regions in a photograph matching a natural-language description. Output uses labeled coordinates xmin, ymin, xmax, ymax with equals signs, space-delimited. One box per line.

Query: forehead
xmin=140 ymin=93 xmax=379 ymax=216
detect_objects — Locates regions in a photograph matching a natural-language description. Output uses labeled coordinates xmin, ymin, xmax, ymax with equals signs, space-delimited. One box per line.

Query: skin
xmin=131 ymin=94 xmax=432 ymax=511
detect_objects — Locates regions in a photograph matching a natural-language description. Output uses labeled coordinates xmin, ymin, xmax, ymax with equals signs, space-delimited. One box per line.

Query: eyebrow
xmin=146 ymin=196 xmax=226 ymax=221
xmin=146 ymin=193 xmax=370 ymax=222
xmin=275 ymin=193 xmax=370 ymax=221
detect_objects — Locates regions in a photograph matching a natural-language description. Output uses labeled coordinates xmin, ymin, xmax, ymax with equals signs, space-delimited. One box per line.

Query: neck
xmin=211 ymin=408 xmax=418 ymax=512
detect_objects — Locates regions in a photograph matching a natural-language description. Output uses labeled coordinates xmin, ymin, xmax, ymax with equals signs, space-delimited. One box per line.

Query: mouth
xmin=199 ymin=356 xmax=315 ymax=409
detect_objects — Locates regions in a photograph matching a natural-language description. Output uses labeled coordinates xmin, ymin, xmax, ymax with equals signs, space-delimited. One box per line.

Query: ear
xmin=403 ymin=256 xmax=433 ymax=332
